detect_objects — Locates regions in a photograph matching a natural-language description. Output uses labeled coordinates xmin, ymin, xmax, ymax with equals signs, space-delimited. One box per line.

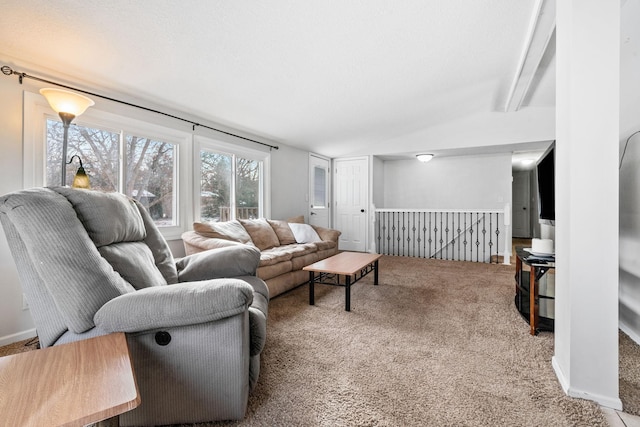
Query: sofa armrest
xmin=311 ymin=225 xmax=341 ymax=242
xmin=176 ymin=245 xmax=261 ymax=282
xmin=181 ymin=230 xmax=245 ymax=255
xmin=94 ymin=279 xmax=253 ymax=333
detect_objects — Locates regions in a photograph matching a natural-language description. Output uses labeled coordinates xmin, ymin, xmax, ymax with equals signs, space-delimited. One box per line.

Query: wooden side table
xmin=515 ymin=247 xmax=555 ymax=335
xmin=0 ymin=332 xmax=140 ymax=426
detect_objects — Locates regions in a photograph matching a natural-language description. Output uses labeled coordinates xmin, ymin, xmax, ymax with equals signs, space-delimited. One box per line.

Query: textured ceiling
xmin=0 ymin=0 xmax=555 ymax=158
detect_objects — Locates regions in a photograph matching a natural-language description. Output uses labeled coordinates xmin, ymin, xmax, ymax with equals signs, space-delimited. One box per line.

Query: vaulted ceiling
xmin=0 ymin=0 xmax=556 ymax=159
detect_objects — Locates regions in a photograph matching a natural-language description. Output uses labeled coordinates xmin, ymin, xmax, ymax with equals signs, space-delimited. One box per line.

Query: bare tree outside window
xmin=46 ymin=119 xmax=119 ymax=191
xmin=46 ymin=119 xmax=176 ymax=227
xmin=125 ymin=135 xmax=175 ymax=226
xmin=236 ymin=157 xmax=260 ymax=220
xmin=200 ymin=151 xmax=232 ymax=222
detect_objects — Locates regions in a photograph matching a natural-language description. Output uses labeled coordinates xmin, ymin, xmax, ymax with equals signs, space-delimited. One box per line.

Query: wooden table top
xmin=0 ymin=332 xmax=140 ymax=427
xmin=303 ymin=251 xmax=382 ymax=275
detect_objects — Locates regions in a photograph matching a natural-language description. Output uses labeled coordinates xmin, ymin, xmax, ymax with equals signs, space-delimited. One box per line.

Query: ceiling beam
xmin=503 ymin=0 xmax=556 ymax=112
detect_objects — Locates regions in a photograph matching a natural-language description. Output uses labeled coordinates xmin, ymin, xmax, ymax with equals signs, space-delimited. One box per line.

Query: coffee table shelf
xmin=304 ymin=252 xmax=382 ymax=311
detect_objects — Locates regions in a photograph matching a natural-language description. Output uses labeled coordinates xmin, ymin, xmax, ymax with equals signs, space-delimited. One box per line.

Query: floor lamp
xmin=39 ymin=88 xmax=94 ymax=187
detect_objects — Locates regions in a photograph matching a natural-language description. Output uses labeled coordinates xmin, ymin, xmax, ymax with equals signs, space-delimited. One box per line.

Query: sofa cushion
xmin=288 ymin=243 xmax=318 ymax=257
xmin=193 ymin=220 xmax=253 ymax=244
xmin=287 ymin=215 xmax=305 ymax=224
xmin=313 ymin=225 xmax=342 ymax=243
xmin=314 ymin=240 xmax=337 ymax=251
xmin=259 ymin=247 xmax=294 ymax=266
xmin=267 ymin=219 xmax=296 ymax=245
xmin=291 ymin=252 xmax=324 ymax=271
xmin=257 ymin=261 xmax=293 ymax=281
xmin=259 ymin=243 xmax=317 ymax=266
xmin=289 ymin=223 xmax=322 ymax=243
xmin=240 ymin=218 xmax=280 ymax=251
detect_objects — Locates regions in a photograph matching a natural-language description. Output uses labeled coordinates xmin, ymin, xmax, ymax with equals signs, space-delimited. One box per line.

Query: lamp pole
xmin=59 ymin=112 xmax=76 ymax=187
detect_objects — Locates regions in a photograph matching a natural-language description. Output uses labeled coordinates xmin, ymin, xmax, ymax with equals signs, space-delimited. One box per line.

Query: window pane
xmin=313 ymin=166 xmax=327 ymax=208
xmin=200 ymin=151 xmax=232 ymax=222
xmin=125 ymin=135 xmax=176 ymax=227
xmin=46 ymin=118 xmax=119 ymax=190
xmin=236 ymin=157 xmax=260 ymax=220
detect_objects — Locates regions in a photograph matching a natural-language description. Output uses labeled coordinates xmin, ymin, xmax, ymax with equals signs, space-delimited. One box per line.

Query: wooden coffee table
xmin=0 ymin=332 xmax=139 ymax=426
xmin=304 ymin=251 xmax=382 ymax=311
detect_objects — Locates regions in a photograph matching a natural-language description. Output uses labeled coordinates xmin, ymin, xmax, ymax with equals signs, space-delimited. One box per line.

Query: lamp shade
xmin=416 ymin=154 xmax=434 ymax=163
xmin=39 ymin=88 xmax=94 ymax=117
xmin=71 ymin=167 xmax=91 ymax=189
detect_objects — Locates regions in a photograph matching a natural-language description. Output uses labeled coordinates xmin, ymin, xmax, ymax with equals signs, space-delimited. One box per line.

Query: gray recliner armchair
xmin=0 ymin=187 xmax=268 ymax=426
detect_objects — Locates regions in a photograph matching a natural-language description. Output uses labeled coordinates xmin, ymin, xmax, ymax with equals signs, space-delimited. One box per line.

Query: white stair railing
xmin=373 ymin=206 xmax=511 ymax=264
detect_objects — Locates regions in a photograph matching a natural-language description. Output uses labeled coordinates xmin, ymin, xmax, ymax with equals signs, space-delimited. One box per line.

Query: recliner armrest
xmin=176 ymin=245 xmax=261 ymax=282
xmin=94 ymin=279 xmax=254 ymax=333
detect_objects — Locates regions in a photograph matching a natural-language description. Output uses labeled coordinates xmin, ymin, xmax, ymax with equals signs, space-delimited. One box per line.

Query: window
xmin=235 ymin=156 xmax=261 ymax=220
xmin=200 ymin=151 xmax=232 ymax=222
xmin=25 ymin=91 xmax=191 ymax=240
xmin=197 ymin=136 xmax=269 ymax=223
xmin=312 ymin=165 xmax=327 ymax=208
xmin=124 ymin=135 xmax=176 ymax=226
xmin=25 ymin=91 xmax=270 ymax=239
xmin=45 ymin=119 xmax=119 ymax=190
xmin=45 ymin=119 xmax=178 ymax=227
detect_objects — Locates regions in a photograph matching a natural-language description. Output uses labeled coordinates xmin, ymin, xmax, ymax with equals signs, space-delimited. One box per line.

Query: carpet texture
xmin=3 ymin=256 xmax=638 ymax=426
xmin=199 ymin=256 xmax=608 ymax=426
xmin=620 ymin=330 xmax=640 ymax=416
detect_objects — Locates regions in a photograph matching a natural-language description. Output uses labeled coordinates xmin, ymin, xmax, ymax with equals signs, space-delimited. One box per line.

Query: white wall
xmin=382 ymin=153 xmax=512 ymax=210
xmin=619 ymin=0 xmax=640 ymax=344
xmin=0 ymin=75 xmax=38 ymax=344
xmin=371 ymin=156 xmax=384 ymax=209
xmin=553 ymin=0 xmax=620 ymax=409
xmin=270 ymin=145 xmax=311 ymax=221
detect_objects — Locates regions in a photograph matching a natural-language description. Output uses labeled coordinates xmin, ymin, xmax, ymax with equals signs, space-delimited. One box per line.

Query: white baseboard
xmin=0 ymin=328 xmax=37 ymax=347
xmin=620 ymin=321 xmax=640 ymax=345
xmin=552 ymin=356 xmax=623 ymax=410
xmin=552 ymin=356 xmax=570 ymax=394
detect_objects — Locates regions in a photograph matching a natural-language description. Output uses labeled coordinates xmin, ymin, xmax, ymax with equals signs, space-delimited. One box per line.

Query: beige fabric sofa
xmin=182 ymin=217 xmax=341 ymax=298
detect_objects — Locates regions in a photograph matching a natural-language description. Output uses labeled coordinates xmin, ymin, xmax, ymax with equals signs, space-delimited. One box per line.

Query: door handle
xmin=360 ymin=209 xmax=365 ymax=213
xmin=310 ymin=212 xmax=317 ymax=215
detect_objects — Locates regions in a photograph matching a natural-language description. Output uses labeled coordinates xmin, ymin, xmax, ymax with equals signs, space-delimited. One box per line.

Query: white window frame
xmin=194 ymin=134 xmax=271 ymax=222
xmin=23 ymin=90 xmax=193 ymax=240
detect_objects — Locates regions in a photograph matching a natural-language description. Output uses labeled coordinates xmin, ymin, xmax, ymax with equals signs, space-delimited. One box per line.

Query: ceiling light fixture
xmin=416 ymin=154 xmax=434 ymax=163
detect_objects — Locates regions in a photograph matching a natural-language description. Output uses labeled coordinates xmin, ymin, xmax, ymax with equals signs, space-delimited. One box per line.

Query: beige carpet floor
xmin=203 ymin=256 xmax=610 ymax=426
xmin=621 ymin=330 xmax=640 ymax=416
xmin=3 ymin=256 xmax=638 ymax=426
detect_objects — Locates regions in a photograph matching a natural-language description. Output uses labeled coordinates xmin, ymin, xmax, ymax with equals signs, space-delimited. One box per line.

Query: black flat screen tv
xmin=536 ymin=142 xmax=555 ymax=224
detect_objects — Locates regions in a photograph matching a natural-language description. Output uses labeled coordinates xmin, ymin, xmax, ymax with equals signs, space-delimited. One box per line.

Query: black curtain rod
xmin=1 ymin=65 xmax=279 ymax=151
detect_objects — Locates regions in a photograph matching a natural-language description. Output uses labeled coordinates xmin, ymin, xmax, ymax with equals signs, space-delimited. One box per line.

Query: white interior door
xmin=512 ymin=171 xmax=531 ymax=238
xmin=334 ymin=157 xmax=368 ymax=252
xmin=309 ymin=154 xmax=330 ymax=228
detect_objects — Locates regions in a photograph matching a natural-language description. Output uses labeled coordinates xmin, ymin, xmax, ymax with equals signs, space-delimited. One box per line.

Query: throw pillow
xmin=193 ymin=220 xmax=253 ymax=244
xmin=289 ymin=223 xmax=322 ymax=243
xmin=287 ymin=215 xmax=305 ymax=224
xmin=268 ymin=219 xmax=296 ymax=245
xmin=240 ymin=218 xmax=281 ymax=251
